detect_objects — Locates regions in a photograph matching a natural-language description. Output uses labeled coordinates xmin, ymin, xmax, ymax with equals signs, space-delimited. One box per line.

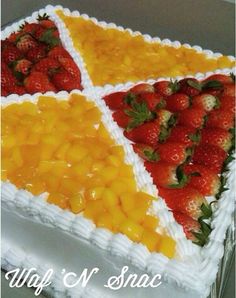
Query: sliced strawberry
xmin=112 ymin=109 xmax=131 ymax=128
xmin=159 ymin=186 xmax=210 ymax=220
xmin=130 ymin=83 xmax=155 ymax=94
xmin=103 ymin=92 xmax=128 ymax=110
xmin=133 ymin=144 xmax=158 ymax=162
xmin=168 ymin=126 xmax=200 ymax=146
xmin=145 ymin=161 xmax=188 ymax=188
xmin=124 ymin=120 xmax=160 ymax=147
xmin=178 ymin=78 xmax=201 ymax=97
xmin=24 ymin=71 xmax=57 ymax=94
xmin=178 ymin=108 xmax=206 ymax=128
xmin=165 ymin=93 xmax=190 ymax=112
xmin=206 ymin=110 xmax=234 ymax=130
xmin=138 ymin=92 xmax=164 ymax=111
xmin=52 ymin=70 xmax=82 ymax=91
xmin=184 ymin=164 xmax=220 ymax=196
xmin=173 ymin=211 xmax=211 ymax=246
xmin=156 ymin=142 xmax=190 ymax=165
xmin=192 ymin=93 xmax=217 ymax=111
xmin=219 ymin=95 xmax=235 ymax=114
xmin=201 ymin=128 xmax=232 ymax=151
xmin=192 ymin=144 xmax=227 ymax=173
xmin=153 ymin=80 xmax=179 ymax=96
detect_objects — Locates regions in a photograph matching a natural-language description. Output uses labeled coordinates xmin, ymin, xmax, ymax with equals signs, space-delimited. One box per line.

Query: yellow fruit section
xmin=1 ymin=94 xmax=175 ymax=257
xmin=57 ymin=10 xmax=234 ymax=86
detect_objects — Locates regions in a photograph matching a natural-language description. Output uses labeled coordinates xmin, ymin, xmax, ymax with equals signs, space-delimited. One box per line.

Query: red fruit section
xmin=102 ymin=74 xmax=235 ymax=246
xmin=1 ymin=14 xmax=83 ymax=96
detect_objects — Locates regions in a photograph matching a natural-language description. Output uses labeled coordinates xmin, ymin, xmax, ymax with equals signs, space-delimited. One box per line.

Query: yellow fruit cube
xmin=141 ymin=229 xmax=161 ymax=252
xmin=120 ymin=192 xmax=135 ymax=213
xmin=60 ymin=178 xmax=79 ymax=196
xmin=157 ymin=235 xmax=176 ymax=258
xmin=69 ymin=193 xmax=85 ymax=214
xmin=11 ymin=147 xmax=24 ymax=168
xmin=37 ymin=96 xmax=58 ymax=110
xmin=110 ymin=180 xmax=128 ymax=196
xmin=19 ymin=102 xmax=38 ymax=115
xmin=54 ymin=142 xmax=70 ymax=160
xmin=66 ymin=144 xmax=87 ymax=163
xmin=129 ymin=207 xmax=147 ymax=223
xmin=1 ymin=135 xmax=16 ymax=149
xmin=142 ymin=215 xmax=159 ymax=231
xmin=47 ymin=192 xmax=68 ymax=209
xmin=119 ymin=219 xmax=144 ymax=242
xmin=45 ymin=175 xmax=60 ymax=193
xmin=96 ymin=212 xmax=113 ymax=230
xmin=100 ymin=166 xmax=119 ymax=183
xmin=85 ymin=186 xmax=105 ymax=200
xmin=102 ymin=189 xmax=119 ymax=210
xmin=83 ymin=200 xmax=105 ymax=220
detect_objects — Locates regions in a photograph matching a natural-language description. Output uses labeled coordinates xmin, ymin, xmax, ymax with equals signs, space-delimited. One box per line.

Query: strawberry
xmin=156 ymin=109 xmax=173 ymax=127
xmin=33 ymin=57 xmax=60 ymax=75
xmin=145 ymin=161 xmax=188 ymax=188
xmin=37 ymin=13 xmax=55 ymax=28
xmin=24 ymin=71 xmax=57 ymax=94
xmin=219 ymin=95 xmax=235 ymax=114
xmin=192 ymin=144 xmax=227 ymax=173
xmin=168 ymin=126 xmax=200 ymax=146
xmin=138 ymin=92 xmax=164 ymax=111
xmin=1 ymin=63 xmax=17 ymax=90
xmin=124 ymin=120 xmax=160 ymax=147
xmin=10 ymin=85 xmax=26 ymax=95
xmin=156 ymin=142 xmax=189 ymax=165
xmin=192 ymin=93 xmax=217 ymax=111
xmin=165 ymin=93 xmax=190 ymax=112
xmin=130 ymin=83 xmax=155 ymax=94
xmin=26 ymin=44 xmax=47 ymax=63
xmin=14 ymin=59 xmax=32 ymax=75
xmin=16 ymin=34 xmax=38 ymax=53
xmin=58 ymin=57 xmax=81 ymax=80
xmin=206 ymin=110 xmax=234 ymax=130
xmin=178 ymin=78 xmax=201 ymax=96
xmin=184 ymin=164 xmax=220 ymax=196
xmin=7 ymin=31 xmax=23 ymax=43
xmin=173 ymin=211 xmax=211 ymax=245
xmin=52 ymin=70 xmax=82 ymax=91
xmin=20 ymin=22 xmax=41 ymax=34
xmin=222 ymin=84 xmax=235 ymax=97
xmin=201 ymin=79 xmax=223 ymax=97
xmin=112 ymin=109 xmax=131 ymax=128
xmin=201 ymin=128 xmax=232 ymax=151
xmin=1 ymin=39 xmax=12 ymax=50
xmin=103 ymin=92 xmax=128 ymax=110
xmin=178 ymin=108 xmax=206 ymax=128
xmin=34 ymin=27 xmax=60 ymax=47
xmin=2 ymin=44 xmax=22 ymax=64
xmin=153 ymin=80 xmax=179 ymax=96
xmin=133 ymin=144 xmax=158 ymax=162
xmin=1 ymin=88 xmax=9 ymax=96
xmin=203 ymin=74 xmax=235 ymax=85
xmin=159 ymin=186 xmax=210 ymax=220
xmin=48 ymin=46 xmax=71 ymax=60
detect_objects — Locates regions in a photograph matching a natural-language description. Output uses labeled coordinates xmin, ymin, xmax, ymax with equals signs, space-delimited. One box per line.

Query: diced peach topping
xmin=57 ymin=10 xmax=234 ymax=86
xmin=1 ymin=94 xmax=176 ymax=257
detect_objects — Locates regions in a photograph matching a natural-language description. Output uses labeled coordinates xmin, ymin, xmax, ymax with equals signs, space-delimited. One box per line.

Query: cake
xmin=1 ymin=5 xmax=235 ymax=298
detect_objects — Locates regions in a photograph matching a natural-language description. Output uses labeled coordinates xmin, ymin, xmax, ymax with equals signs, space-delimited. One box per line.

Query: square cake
xmin=1 ymin=5 xmax=235 ymax=298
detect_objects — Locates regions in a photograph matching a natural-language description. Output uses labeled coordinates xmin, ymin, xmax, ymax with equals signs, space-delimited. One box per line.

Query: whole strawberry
xmin=112 ymin=109 xmax=131 ymax=128
xmin=48 ymin=46 xmax=71 ymax=60
xmin=1 ymin=62 xmax=17 ymax=90
xmin=103 ymin=91 xmax=128 ymax=110
xmin=192 ymin=93 xmax=218 ymax=111
xmin=168 ymin=126 xmax=200 ymax=146
xmin=10 ymin=85 xmax=26 ymax=95
xmin=26 ymin=44 xmax=47 ymax=63
xmin=124 ymin=120 xmax=160 ymax=147
xmin=184 ymin=164 xmax=220 ymax=196
xmin=178 ymin=108 xmax=206 ymax=129
xmin=133 ymin=144 xmax=158 ymax=162
xmin=201 ymin=128 xmax=232 ymax=151
xmin=178 ymin=78 xmax=201 ymax=97
xmin=33 ymin=57 xmax=60 ymax=76
xmin=2 ymin=44 xmax=22 ymax=64
xmin=14 ymin=59 xmax=32 ymax=75
xmin=24 ymin=71 xmax=57 ymax=94
xmin=173 ymin=211 xmax=211 ymax=245
xmin=52 ymin=70 xmax=82 ymax=91
xmin=192 ymin=144 xmax=227 ymax=173
xmin=222 ymin=84 xmax=235 ymax=97
xmin=37 ymin=14 xmax=56 ymax=28
xmin=58 ymin=57 xmax=81 ymax=80
xmin=165 ymin=93 xmax=190 ymax=112
xmin=219 ymin=95 xmax=235 ymax=114
xmin=203 ymin=74 xmax=234 ymax=85
xmin=20 ymin=22 xmax=41 ymax=34
xmin=130 ymin=83 xmax=155 ymax=94
xmin=16 ymin=34 xmax=38 ymax=53
xmin=159 ymin=186 xmax=210 ymax=220
xmin=206 ymin=110 xmax=234 ymax=130
xmin=153 ymin=80 xmax=179 ymax=96
xmin=138 ymin=92 xmax=164 ymax=111
xmin=156 ymin=142 xmax=189 ymax=165
xmin=145 ymin=161 xmax=188 ymax=188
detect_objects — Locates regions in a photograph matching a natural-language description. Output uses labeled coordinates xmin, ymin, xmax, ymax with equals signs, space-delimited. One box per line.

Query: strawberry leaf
xmin=202 ymin=80 xmax=223 ymax=90
xmin=189 ymin=131 xmax=201 ymax=143
xmin=187 ymin=79 xmax=202 ymax=91
xmin=169 ymin=165 xmax=188 ymax=188
xmin=143 ymin=149 xmax=159 ymax=162
xmin=124 ymin=92 xmax=136 ymax=105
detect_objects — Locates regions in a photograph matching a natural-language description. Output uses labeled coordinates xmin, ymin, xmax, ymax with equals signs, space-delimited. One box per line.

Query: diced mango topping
xmin=1 ymin=94 xmax=176 ymax=257
xmin=57 ymin=10 xmax=234 ymax=86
